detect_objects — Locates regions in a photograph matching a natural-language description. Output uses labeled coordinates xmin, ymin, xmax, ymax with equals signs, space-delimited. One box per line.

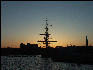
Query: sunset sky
xmin=1 ymin=1 xmax=93 ymax=48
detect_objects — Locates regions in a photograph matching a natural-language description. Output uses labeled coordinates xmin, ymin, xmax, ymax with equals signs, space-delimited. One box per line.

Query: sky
xmin=1 ymin=1 xmax=93 ymax=48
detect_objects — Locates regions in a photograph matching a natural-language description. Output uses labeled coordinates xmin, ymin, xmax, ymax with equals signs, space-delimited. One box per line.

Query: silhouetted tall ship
xmin=37 ymin=18 xmax=57 ymax=48
xmin=37 ymin=18 xmax=57 ymax=57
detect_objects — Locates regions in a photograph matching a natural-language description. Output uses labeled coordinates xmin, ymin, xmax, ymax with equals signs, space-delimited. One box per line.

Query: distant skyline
xmin=1 ymin=1 xmax=93 ymax=48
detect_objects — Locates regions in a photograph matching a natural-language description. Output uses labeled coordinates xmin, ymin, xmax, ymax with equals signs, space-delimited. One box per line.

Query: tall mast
xmin=37 ymin=18 xmax=57 ymax=48
xmin=86 ymin=36 xmax=88 ymax=47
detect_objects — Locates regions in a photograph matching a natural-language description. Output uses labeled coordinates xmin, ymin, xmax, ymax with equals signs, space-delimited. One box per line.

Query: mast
xmin=37 ymin=18 xmax=57 ymax=48
xmin=86 ymin=36 xmax=88 ymax=47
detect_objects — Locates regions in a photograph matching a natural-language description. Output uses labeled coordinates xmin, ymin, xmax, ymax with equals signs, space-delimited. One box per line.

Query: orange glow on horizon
xmin=2 ymin=39 xmax=90 ymax=48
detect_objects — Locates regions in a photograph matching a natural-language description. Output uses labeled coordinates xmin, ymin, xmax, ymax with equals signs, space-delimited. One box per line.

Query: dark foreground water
xmin=1 ymin=55 xmax=93 ymax=70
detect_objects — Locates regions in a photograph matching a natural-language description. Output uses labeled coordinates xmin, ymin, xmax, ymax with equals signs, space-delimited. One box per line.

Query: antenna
xmin=37 ymin=18 xmax=57 ymax=48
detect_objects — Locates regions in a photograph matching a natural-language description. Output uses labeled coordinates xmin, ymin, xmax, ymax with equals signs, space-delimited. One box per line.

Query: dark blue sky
xmin=1 ymin=1 xmax=93 ymax=48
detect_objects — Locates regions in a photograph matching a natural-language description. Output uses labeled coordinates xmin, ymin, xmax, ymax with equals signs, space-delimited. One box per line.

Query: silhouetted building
xmin=20 ymin=43 xmax=38 ymax=48
xmin=27 ymin=43 xmax=31 ymax=48
xmin=20 ymin=43 xmax=25 ymax=48
xmin=30 ymin=44 xmax=38 ymax=48
xmin=86 ymin=36 xmax=88 ymax=47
